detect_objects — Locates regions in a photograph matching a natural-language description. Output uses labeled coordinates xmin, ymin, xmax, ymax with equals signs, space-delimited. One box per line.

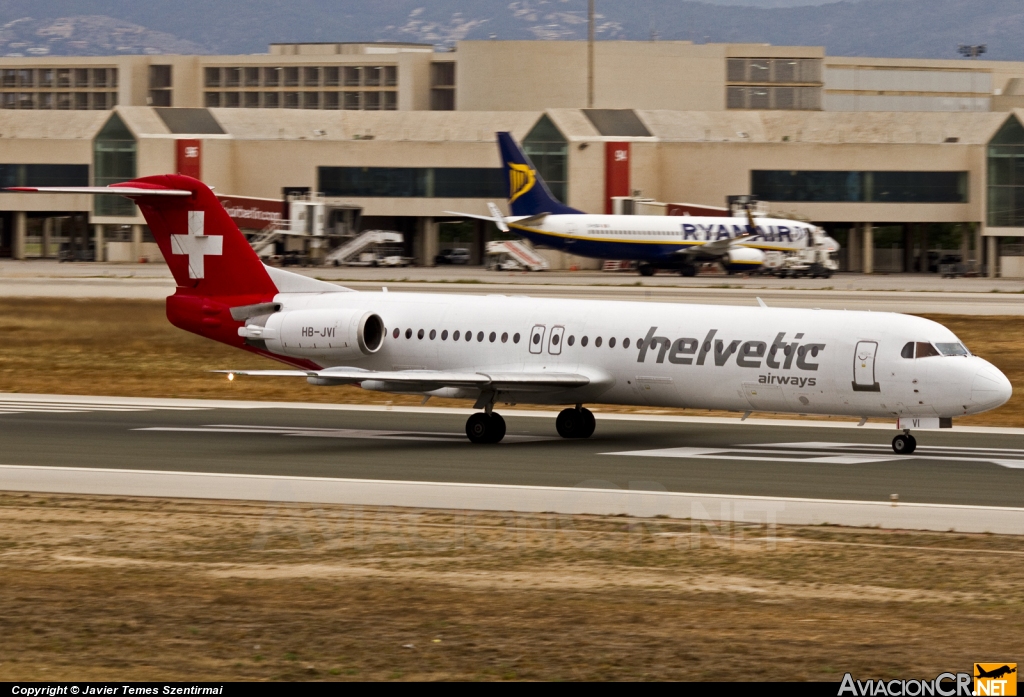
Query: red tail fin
xmin=128 ymin=174 xmax=278 ymax=298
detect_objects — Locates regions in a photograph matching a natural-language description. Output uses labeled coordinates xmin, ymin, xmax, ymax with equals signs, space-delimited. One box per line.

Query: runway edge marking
xmin=2 ymin=464 xmax=1023 ymax=535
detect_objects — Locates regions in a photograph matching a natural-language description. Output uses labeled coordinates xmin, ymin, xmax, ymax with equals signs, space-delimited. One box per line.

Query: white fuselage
xmin=509 ymin=214 xmax=831 ymax=261
xmin=266 ymin=291 xmax=1010 ymax=419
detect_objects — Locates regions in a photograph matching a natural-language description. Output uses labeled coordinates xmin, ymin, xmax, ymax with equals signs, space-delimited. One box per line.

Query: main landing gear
xmin=556 ymin=405 xmax=596 ymax=439
xmin=464 ymin=405 xmax=596 ymax=444
xmin=466 ymin=411 xmax=506 ymax=444
xmin=892 ymin=431 xmax=917 ymax=454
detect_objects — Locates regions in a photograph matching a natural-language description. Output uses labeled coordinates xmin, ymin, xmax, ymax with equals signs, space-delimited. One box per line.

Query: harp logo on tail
xmin=507 ymin=162 xmax=536 ymax=204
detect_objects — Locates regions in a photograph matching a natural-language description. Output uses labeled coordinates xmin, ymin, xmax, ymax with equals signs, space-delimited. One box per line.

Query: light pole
xmin=588 ymin=0 xmax=594 ymax=108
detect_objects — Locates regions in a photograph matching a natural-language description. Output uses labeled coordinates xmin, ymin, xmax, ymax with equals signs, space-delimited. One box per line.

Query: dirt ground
xmin=0 ymin=492 xmax=1021 ymax=681
xmin=0 ymin=298 xmax=1021 ymax=426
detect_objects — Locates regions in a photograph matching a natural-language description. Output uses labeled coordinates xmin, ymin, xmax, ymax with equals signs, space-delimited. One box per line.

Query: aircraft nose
xmin=971 ymin=362 xmax=1012 ymax=409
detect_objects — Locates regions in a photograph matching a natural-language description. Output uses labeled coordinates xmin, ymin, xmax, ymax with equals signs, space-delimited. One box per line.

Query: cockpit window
xmin=915 ymin=342 xmax=941 ymax=358
xmin=901 ymin=342 xmax=914 ymax=359
xmin=935 ymin=342 xmax=970 ymax=356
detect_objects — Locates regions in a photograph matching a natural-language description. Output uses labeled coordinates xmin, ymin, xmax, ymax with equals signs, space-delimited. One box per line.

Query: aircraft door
xmin=548 ymin=325 xmax=564 ymax=355
xmin=852 ymin=341 xmax=880 ymax=392
xmin=529 ymin=324 xmax=546 ymax=355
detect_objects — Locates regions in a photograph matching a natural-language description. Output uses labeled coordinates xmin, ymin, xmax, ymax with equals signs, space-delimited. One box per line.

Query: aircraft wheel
xmin=892 ymin=434 xmax=917 ymax=454
xmin=638 ymin=264 xmax=656 ymax=277
xmin=488 ymin=412 xmax=506 ymax=443
xmin=579 ymin=408 xmax=596 ymax=438
xmin=556 ymin=407 xmax=585 ymax=438
xmin=681 ymin=265 xmax=697 ymax=277
xmin=466 ymin=412 xmax=506 ymax=443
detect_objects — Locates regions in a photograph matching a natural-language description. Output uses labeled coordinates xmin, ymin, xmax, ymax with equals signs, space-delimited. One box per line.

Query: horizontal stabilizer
xmin=486 ymin=202 xmax=509 ymax=232
xmin=443 ymin=210 xmax=547 ymax=227
xmin=6 ymin=185 xmax=192 ymax=197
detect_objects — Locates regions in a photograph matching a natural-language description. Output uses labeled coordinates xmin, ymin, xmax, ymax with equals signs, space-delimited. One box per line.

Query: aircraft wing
xmin=443 ymin=209 xmax=549 ymax=228
xmin=220 ymin=367 xmax=590 ymax=391
xmin=676 ymin=232 xmax=753 ymax=259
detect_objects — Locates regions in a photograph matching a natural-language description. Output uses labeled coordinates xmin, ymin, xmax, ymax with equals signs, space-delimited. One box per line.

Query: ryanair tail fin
xmin=497 ymin=132 xmax=582 ymax=216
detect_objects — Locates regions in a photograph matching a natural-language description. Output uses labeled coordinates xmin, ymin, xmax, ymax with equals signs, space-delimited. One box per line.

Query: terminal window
xmin=523 ymin=115 xmax=568 ymax=204
xmin=149 ymin=65 xmax=172 ymax=107
xmin=727 ymin=85 xmax=820 ymax=110
xmin=0 ymin=68 xmax=117 ymax=110
xmin=752 ymin=170 xmax=968 ymax=203
xmin=727 ymin=58 xmax=822 ymax=110
xmin=988 ymin=115 xmax=1024 ymax=227
xmin=0 ymin=164 xmax=88 ymax=188
xmin=727 ymin=58 xmax=821 ymax=84
xmin=93 ymin=113 xmax=136 ymax=217
xmin=319 ymin=167 xmax=505 ymax=199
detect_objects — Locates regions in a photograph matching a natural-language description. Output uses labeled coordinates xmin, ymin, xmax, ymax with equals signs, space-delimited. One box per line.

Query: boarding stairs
xmin=247 ymin=220 xmax=289 ymax=256
xmin=325 ymin=229 xmax=404 ymax=266
xmin=487 ymin=239 xmax=549 ymax=271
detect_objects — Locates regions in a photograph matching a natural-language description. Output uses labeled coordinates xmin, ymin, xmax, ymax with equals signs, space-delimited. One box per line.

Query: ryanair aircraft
xmin=450 ymin=132 xmax=839 ymax=277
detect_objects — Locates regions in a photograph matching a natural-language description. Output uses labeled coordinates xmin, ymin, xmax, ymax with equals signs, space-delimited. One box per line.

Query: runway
xmin=2 ymin=395 xmax=1024 ymax=534
xmin=3 ymin=260 xmax=1024 ymax=314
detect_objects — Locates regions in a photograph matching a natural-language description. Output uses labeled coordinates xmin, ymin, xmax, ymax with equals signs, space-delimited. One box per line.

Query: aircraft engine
xmin=245 ymin=308 xmax=385 ymax=360
xmin=724 ymin=247 xmax=766 ymax=269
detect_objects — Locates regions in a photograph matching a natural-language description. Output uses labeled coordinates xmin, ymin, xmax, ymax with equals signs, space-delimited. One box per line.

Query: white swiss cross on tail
xmin=170 ymin=211 xmax=223 ymax=279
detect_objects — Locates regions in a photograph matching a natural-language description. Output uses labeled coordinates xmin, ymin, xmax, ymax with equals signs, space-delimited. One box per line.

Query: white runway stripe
xmin=0 ymin=398 xmax=210 ymax=415
xmin=137 ymin=424 xmax=553 ymax=443
xmin=605 ymin=442 xmax=1024 ymax=469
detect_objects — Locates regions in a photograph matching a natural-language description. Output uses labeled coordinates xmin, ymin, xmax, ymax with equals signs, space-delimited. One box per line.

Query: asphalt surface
xmin=3 ymin=402 xmax=1023 ymax=508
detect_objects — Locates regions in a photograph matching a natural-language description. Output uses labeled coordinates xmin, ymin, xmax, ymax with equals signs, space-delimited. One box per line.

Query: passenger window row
xmin=389 ymin=327 xmax=642 ymax=350
xmin=564 ymin=335 xmax=633 ymax=349
xmin=392 ymin=328 xmax=522 ymax=344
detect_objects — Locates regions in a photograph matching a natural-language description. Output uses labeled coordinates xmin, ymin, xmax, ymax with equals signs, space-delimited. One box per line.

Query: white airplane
xmin=448 ymin=133 xmax=840 ymax=277
xmin=10 ymin=176 xmax=1010 ymax=452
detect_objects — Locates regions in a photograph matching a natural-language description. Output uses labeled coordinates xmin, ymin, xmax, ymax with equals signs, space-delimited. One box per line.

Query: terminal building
xmin=2 ymin=40 xmax=1024 ymax=275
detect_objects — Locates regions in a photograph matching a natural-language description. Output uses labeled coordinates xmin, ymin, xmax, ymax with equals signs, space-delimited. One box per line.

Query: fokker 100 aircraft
xmin=10 ymin=174 xmax=1009 ymax=452
xmin=449 ymin=133 xmax=840 ymax=277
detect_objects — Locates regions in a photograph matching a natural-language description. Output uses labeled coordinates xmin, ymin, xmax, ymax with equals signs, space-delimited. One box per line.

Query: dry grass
xmin=0 ymin=492 xmax=1022 ymax=681
xmin=0 ymin=298 xmax=1020 ymax=425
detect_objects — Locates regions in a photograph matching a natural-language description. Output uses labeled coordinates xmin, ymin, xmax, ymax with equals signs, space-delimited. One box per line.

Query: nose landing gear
xmin=892 ymin=431 xmax=917 ymax=454
xmin=556 ymin=405 xmax=596 ymax=439
xmin=466 ymin=411 xmax=506 ymax=444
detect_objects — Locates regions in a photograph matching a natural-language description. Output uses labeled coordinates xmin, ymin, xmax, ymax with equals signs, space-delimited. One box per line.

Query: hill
xmin=0 ymin=0 xmax=1021 ymax=61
